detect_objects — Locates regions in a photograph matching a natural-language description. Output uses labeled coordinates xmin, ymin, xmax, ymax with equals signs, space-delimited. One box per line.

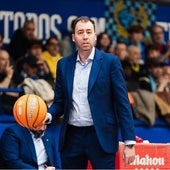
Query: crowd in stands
xmin=96 ymin=24 xmax=170 ymax=126
xmin=0 ymin=20 xmax=170 ymax=126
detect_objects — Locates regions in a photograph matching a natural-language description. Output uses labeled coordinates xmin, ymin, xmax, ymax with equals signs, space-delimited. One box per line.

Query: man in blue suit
xmin=48 ymin=16 xmax=136 ymax=169
xmin=0 ymin=122 xmax=58 ymax=169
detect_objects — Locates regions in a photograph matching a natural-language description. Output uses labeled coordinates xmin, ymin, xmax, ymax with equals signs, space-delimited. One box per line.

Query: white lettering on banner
xmin=0 ymin=10 xmax=62 ymax=43
xmin=51 ymin=14 xmax=62 ymax=40
xmin=13 ymin=12 xmax=25 ymax=31
xmin=91 ymin=17 xmax=105 ymax=34
xmin=157 ymin=21 xmax=170 ymax=40
xmin=157 ymin=21 xmax=169 ymax=32
xmin=0 ymin=11 xmax=13 ymax=43
xmin=38 ymin=14 xmax=50 ymax=40
xmin=0 ymin=10 xmax=105 ymax=44
xmin=131 ymin=154 xmax=165 ymax=166
xmin=67 ymin=15 xmax=77 ymax=31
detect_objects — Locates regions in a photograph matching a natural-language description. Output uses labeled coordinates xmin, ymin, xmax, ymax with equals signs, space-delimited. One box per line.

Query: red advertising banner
xmin=87 ymin=143 xmax=170 ymax=170
xmin=116 ymin=143 xmax=170 ymax=170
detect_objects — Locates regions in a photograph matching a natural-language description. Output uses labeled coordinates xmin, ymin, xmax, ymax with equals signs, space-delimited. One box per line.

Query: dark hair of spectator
xmin=147 ymin=58 xmax=164 ymax=68
xmin=27 ymin=39 xmax=43 ymax=50
xmin=128 ymin=24 xmax=144 ymax=35
xmin=145 ymin=44 xmax=159 ymax=56
xmin=96 ymin=32 xmax=112 ymax=50
xmin=116 ymin=39 xmax=127 ymax=45
xmin=45 ymin=35 xmax=59 ymax=46
xmin=149 ymin=24 xmax=164 ymax=35
xmin=22 ymin=55 xmax=38 ymax=68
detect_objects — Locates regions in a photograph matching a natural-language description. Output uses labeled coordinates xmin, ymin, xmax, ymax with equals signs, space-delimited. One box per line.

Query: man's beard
xmin=31 ymin=130 xmax=45 ymax=138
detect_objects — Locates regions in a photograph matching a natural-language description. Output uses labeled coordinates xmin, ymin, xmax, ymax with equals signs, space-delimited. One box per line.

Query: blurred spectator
xmin=157 ymin=66 xmax=170 ymax=92
xmin=17 ymin=55 xmax=54 ymax=107
xmin=16 ymin=55 xmax=39 ymax=81
xmin=96 ymin=32 xmax=114 ymax=53
xmin=139 ymin=58 xmax=164 ymax=92
xmin=114 ymin=41 xmax=128 ymax=62
xmin=26 ymin=39 xmax=55 ymax=88
xmin=145 ymin=44 xmax=162 ymax=66
xmin=122 ymin=45 xmax=147 ymax=91
xmin=127 ymin=24 xmax=146 ymax=62
xmin=145 ymin=44 xmax=161 ymax=60
xmin=149 ymin=24 xmax=170 ymax=64
xmin=149 ymin=24 xmax=167 ymax=54
xmin=0 ymin=49 xmax=22 ymax=114
xmin=26 ymin=39 xmax=44 ymax=59
xmin=42 ymin=36 xmax=62 ymax=80
xmin=0 ymin=49 xmax=14 ymax=88
xmin=0 ymin=33 xmax=4 ymax=49
xmin=8 ymin=20 xmax=37 ymax=62
xmin=142 ymin=61 xmax=170 ymax=124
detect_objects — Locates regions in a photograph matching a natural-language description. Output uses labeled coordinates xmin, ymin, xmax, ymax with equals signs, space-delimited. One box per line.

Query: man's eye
xmin=78 ymin=32 xmax=83 ymax=34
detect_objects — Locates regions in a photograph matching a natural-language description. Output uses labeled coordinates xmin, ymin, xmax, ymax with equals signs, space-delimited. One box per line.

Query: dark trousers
xmin=61 ymin=125 xmax=116 ymax=169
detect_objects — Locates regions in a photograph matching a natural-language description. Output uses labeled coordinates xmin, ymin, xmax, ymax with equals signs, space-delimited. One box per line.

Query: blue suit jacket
xmin=48 ymin=48 xmax=135 ymax=153
xmin=0 ymin=124 xmax=58 ymax=169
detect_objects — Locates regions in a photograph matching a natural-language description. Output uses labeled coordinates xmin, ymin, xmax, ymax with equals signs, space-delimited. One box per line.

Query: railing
xmin=0 ymin=88 xmax=23 ymax=93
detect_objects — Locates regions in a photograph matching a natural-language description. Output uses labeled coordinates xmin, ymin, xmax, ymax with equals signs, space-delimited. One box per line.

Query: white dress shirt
xmin=68 ymin=47 xmax=95 ymax=126
xmin=31 ymin=133 xmax=48 ymax=170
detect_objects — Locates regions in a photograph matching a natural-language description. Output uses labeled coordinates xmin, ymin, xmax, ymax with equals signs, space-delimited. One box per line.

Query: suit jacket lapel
xmin=42 ymin=135 xmax=52 ymax=164
xmin=65 ymin=50 xmax=103 ymax=96
xmin=88 ymin=49 xmax=103 ymax=94
xmin=22 ymin=128 xmax=37 ymax=163
xmin=66 ymin=54 xmax=77 ymax=101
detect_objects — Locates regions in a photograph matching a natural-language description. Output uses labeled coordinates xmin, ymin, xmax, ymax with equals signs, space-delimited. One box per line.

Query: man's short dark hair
xmin=72 ymin=16 xmax=95 ymax=34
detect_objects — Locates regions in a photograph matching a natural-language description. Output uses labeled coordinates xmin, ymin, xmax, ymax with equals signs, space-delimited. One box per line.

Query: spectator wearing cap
xmin=18 ymin=55 xmax=40 ymax=80
xmin=16 ymin=55 xmax=55 ymax=107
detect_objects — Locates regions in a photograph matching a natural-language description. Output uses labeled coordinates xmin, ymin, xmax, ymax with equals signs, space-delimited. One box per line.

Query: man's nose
xmin=83 ymin=33 xmax=88 ymax=38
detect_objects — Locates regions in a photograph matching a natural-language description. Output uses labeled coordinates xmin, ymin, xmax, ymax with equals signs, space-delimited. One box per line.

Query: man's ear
xmin=95 ymin=33 xmax=97 ymax=41
xmin=72 ymin=34 xmax=75 ymax=42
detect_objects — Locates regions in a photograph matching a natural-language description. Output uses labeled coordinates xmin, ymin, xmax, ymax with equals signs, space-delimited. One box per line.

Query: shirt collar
xmin=76 ymin=47 xmax=95 ymax=62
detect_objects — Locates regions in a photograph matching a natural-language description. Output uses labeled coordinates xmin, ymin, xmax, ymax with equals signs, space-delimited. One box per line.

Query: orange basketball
xmin=13 ymin=94 xmax=47 ymax=129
